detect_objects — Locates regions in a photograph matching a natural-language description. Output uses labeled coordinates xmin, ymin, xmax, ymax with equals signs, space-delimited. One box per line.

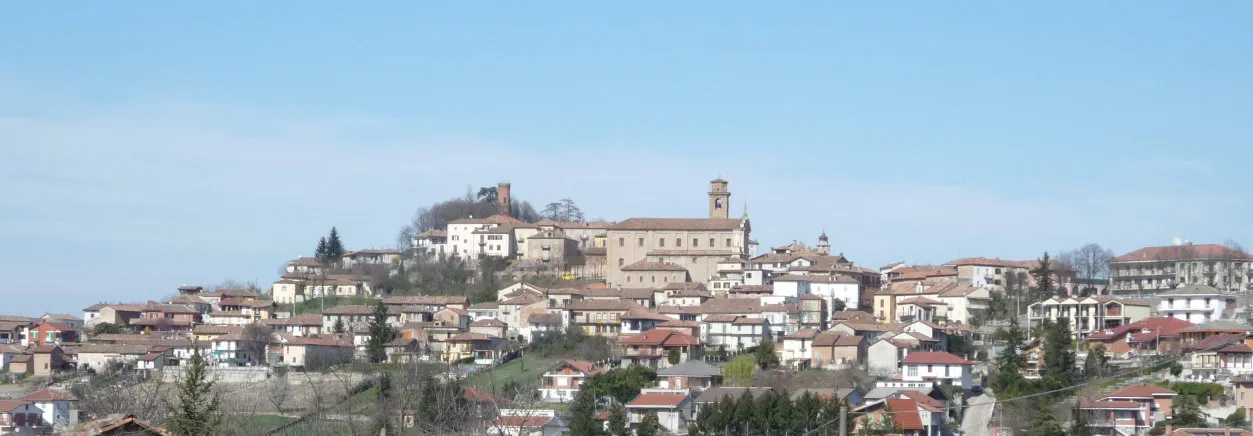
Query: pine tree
xmin=315 ymin=236 xmax=329 ymax=263
xmin=1030 ymin=252 xmax=1058 ymax=300
xmin=326 ymin=227 xmax=345 ymax=260
xmin=1083 ymin=344 xmax=1107 ymax=379
xmin=1042 ymin=316 xmax=1078 ymax=385
xmin=607 ymin=406 xmax=628 ymax=436
xmin=365 ymin=300 xmax=394 ymax=363
xmin=166 ymin=341 xmax=223 ymax=436
xmin=333 ymin=318 xmax=346 ymax=334
xmin=1027 ymin=403 xmax=1063 ymax=436
xmin=1069 ymin=404 xmax=1092 ymax=436
xmin=754 ymin=340 xmax=779 ymax=369
xmin=567 ymin=389 xmax=599 ymax=436
xmin=734 ymin=390 xmax=755 ymax=434
xmin=637 ymin=412 xmax=661 ymax=436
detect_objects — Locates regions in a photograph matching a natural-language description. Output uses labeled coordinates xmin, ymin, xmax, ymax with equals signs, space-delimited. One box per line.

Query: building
xmin=656 ymin=360 xmax=722 ymax=391
xmin=447 ymin=214 xmax=524 ymax=259
xmin=618 ymin=329 xmax=701 ymax=369
xmin=0 ymin=400 xmax=47 ymax=433
xmin=1027 ymin=297 xmax=1152 ymax=339
xmin=625 ymin=390 xmax=692 ymax=435
xmin=1232 ymin=377 xmax=1253 ymax=418
xmin=936 ymin=284 xmax=991 ymax=325
xmin=605 ymin=180 xmax=751 ymax=287
xmin=899 ymin=351 xmax=974 ymax=390
xmin=1109 ymin=243 xmax=1253 ymax=294
xmin=1076 ymin=383 xmax=1177 ymax=434
xmin=703 ymin=315 xmax=771 ymax=353
xmin=487 ymin=409 xmax=568 ymax=436
xmin=26 ymin=322 xmax=76 ymax=346
xmin=943 ymin=257 xmax=1032 ymax=289
xmin=1157 ymin=284 xmax=1234 ymax=324
xmin=341 ymin=249 xmax=400 ymax=267
xmin=1082 ymin=317 xmax=1194 ymax=357
xmin=538 ymin=360 xmax=605 ymax=403
xmin=812 ymin=331 xmax=866 ymax=370
xmin=19 ymin=389 xmax=77 ymax=431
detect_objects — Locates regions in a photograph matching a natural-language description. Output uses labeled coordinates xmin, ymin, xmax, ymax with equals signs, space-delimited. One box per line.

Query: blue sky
xmin=2 ymin=2 xmax=1251 ymax=316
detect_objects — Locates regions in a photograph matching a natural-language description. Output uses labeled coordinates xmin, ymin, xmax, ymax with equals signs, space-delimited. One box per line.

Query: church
xmin=604 ymin=179 xmax=753 ymax=287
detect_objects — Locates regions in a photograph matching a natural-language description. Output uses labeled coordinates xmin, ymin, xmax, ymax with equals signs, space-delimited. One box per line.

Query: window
xmin=618 ymin=238 xmax=624 ymax=247
xmin=659 ymin=239 xmax=665 ymax=247
xmin=651 ymin=276 xmax=656 ymax=283
xmin=638 ymin=238 xmax=644 ymax=247
xmin=452 ymin=235 xmax=459 ymax=241
xmin=710 ymin=238 xmax=715 ymax=247
xmin=907 ymin=365 xmax=917 ymax=377
xmin=880 ymin=300 xmax=884 ymax=307
xmin=693 ymin=238 xmax=699 ymax=247
xmin=676 ymin=238 xmax=682 ymax=247
xmin=618 ymin=258 xmax=624 ymax=267
xmin=726 ymin=238 xmax=732 ymax=247
xmin=639 ymin=276 xmax=644 ymax=282
xmin=995 ymin=268 xmax=1002 ymax=274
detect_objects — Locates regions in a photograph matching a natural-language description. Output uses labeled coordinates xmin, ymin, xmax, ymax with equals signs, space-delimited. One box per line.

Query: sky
xmin=2 ymin=2 xmax=1252 ymax=316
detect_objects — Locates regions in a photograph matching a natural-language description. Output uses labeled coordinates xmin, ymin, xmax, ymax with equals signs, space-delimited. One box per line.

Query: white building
xmin=625 ymin=390 xmax=692 ymax=435
xmin=900 ymin=351 xmax=974 ymax=390
xmin=447 ymin=215 xmax=523 ymax=259
xmin=538 ymin=360 xmax=605 ymax=403
xmin=18 ymin=390 xmax=77 ymax=431
xmin=1109 ymin=243 xmax=1253 ymax=293
xmin=704 ymin=315 xmax=771 ymax=352
xmin=1157 ymin=284 xmax=1234 ymax=324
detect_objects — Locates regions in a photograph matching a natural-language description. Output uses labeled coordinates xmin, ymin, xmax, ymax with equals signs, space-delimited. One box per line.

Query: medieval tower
xmin=708 ymin=178 xmax=730 ymax=219
xmin=497 ymin=182 xmax=512 ymax=216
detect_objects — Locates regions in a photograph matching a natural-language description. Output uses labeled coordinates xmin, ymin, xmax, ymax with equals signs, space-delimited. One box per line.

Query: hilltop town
xmin=2 ymin=179 xmax=1252 ymax=436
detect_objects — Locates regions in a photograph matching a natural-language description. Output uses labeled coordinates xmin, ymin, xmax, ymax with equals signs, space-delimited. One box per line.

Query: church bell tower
xmin=708 ymin=178 xmax=730 ymax=219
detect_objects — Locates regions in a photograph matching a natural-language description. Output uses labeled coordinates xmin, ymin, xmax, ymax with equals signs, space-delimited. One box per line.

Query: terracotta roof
xmin=142 ymin=304 xmax=199 ymax=314
xmin=554 ymin=360 xmax=606 ymax=376
xmin=449 ymin=214 xmax=523 ymax=225
xmin=529 ymin=313 xmax=563 ymax=325
xmin=901 ymin=352 xmax=973 ymax=365
xmin=32 ymin=344 xmax=60 ymax=353
xmin=623 ymin=309 xmax=674 ymax=322
xmin=1079 ymin=400 xmax=1142 ymax=409
xmin=664 ymin=282 xmax=708 ymax=292
xmin=1220 ymin=343 xmax=1253 ymax=353
xmin=1102 ymin=383 xmax=1176 ymax=399
xmin=20 ymin=389 xmax=75 ymax=401
xmin=885 ymin=399 xmax=925 ymax=431
xmin=0 ymin=400 xmax=31 ymax=412
xmin=83 ymin=303 xmax=109 ymax=311
xmin=732 ymin=317 xmax=767 ymax=325
xmin=628 ymin=392 xmax=689 ymax=408
xmin=323 ymin=305 xmax=403 ymax=316
xmin=193 ymin=325 xmax=242 ymax=335
xmin=813 ymin=332 xmax=863 ymax=347
xmin=620 ymin=329 xmax=700 ymax=347
xmin=463 ymin=387 xmax=510 ymax=404
xmin=501 ymin=294 xmax=545 ymax=306
xmin=1180 ymin=320 xmax=1251 ymax=333
xmin=284 ymin=336 xmax=352 ymax=347
xmin=1114 ymin=244 xmax=1253 ymax=262
xmin=784 ymin=328 xmax=820 ymax=340
xmin=264 ymin=314 xmax=324 ymax=326
xmin=1085 ymin=316 xmax=1194 ymax=341
xmin=81 ymin=344 xmax=152 ymax=355
xmin=944 ymin=257 xmax=1031 ymax=268
xmin=166 ymin=295 xmax=210 ymax=305
xmin=469 ymin=302 xmax=499 ymax=310
xmin=621 ymin=260 xmax=689 ymax=272
xmin=218 ymin=298 xmax=275 ymax=308
xmin=490 ymin=416 xmax=552 ymax=428
xmin=470 ymin=319 xmax=507 ymax=327
xmin=448 ymin=333 xmax=497 ymax=342
xmin=897 ymin=297 xmax=944 ymax=307
xmin=10 ymin=354 xmax=31 ymax=363
xmin=728 ymin=285 xmax=773 ymax=294
xmin=567 ymin=300 xmax=644 ymax=311
xmin=832 ymin=311 xmax=877 ymax=321
xmin=610 ymin=218 xmax=744 ymax=231
xmin=1159 ymin=284 xmax=1229 ymax=296
xmin=414 ymin=230 xmax=447 ymax=238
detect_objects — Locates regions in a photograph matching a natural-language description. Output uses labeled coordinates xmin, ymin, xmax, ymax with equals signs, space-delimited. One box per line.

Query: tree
xmin=1027 ymin=402 xmax=1064 ymax=436
xmin=1084 ymin=344 xmax=1107 ymax=379
xmin=831 ymin=298 xmax=847 ymax=312
xmin=754 ymin=340 xmax=779 ymax=369
xmin=584 ymin=366 xmax=657 ymax=405
xmin=1060 ymin=243 xmax=1115 ymax=296
xmin=365 ymin=300 xmax=395 ymax=363
xmin=1172 ymin=395 xmax=1207 ymax=428
xmin=91 ymin=322 xmax=122 ymax=336
xmin=637 ymin=412 xmax=661 ymax=436
xmin=326 ymin=227 xmax=345 ymax=260
xmin=607 ymin=406 xmax=628 ymax=436
xmin=1030 ymin=252 xmax=1058 ymax=300
xmin=725 ymin=355 xmax=756 ymax=386
xmin=542 ymin=199 xmax=585 ymax=221
xmin=241 ymin=323 xmax=274 ymax=365
xmin=1227 ymin=407 xmax=1248 ymax=428
xmin=668 ymin=348 xmax=681 ymax=366
xmin=1070 ymin=403 xmax=1092 ymax=436
xmin=333 ymin=318 xmax=346 ymax=334
xmin=567 ymin=389 xmax=600 ymax=436
xmin=1221 ymin=240 xmax=1247 ymax=291
xmin=476 ymin=186 xmax=498 ymax=204
xmin=315 ymin=236 xmax=329 ymax=262
xmin=166 ymin=340 xmax=223 ymax=436
xmin=1042 ymin=317 xmax=1079 ymax=385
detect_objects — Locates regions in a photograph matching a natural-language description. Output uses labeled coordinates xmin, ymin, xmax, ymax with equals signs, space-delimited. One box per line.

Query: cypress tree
xmin=366 ymin=300 xmax=394 ymax=363
xmin=166 ymin=340 xmax=223 ymax=436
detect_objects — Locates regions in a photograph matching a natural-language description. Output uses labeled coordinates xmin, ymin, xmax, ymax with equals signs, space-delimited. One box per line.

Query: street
xmin=960 ymin=392 xmax=995 ymax=436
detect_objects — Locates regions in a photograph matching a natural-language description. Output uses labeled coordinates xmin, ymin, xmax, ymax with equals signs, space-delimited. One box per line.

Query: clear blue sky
xmin=2 ymin=2 xmax=1251 ymax=316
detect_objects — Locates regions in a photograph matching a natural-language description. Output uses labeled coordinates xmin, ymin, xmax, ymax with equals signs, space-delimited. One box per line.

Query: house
xmin=625 ymin=390 xmax=692 ymax=435
xmin=896 ymin=297 xmax=945 ymax=323
xmin=781 ymin=328 xmax=820 ymax=367
xmin=285 ymin=256 xmax=327 ymax=275
xmin=411 ymin=230 xmax=448 ymax=257
xmin=867 ymin=339 xmax=916 ymax=376
xmin=73 ymin=414 xmax=169 ymax=435
xmin=527 ymin=313 xmax=565 ymax=342
xmin=165 ymin=295 xmax=213 ymax=315
xmin=1158 ymin=284 xmax=1235 ymax=324
xmin=446 ymin=214 xmax=523 ymax=259
xmin=873 ymin=280 xmax=949 ymax=323
xmin=342 ymin=248 xmax=401 ymax=267
xmin=1078 ymin=383 xmax=1177 ymax=433
xmin=1027 ymin=297 xmax=1152 ymax=340
xmin=487 ymin=409 xmax=568 ymax=436
xmin=444 ymin=333 xmax=504 ymax=364
xmin=1109 ymin=243 xmax=1253 ymax=293
xmin=656 ymin=360 xmax=722 ymax=391
xmin=0 ymin=320 xmax=32 ymax=345
xmin=937 ymin=284 xmax=991 ymax=325
xmin=78 ymin=344 xmax=152 ymax=372
xmin=19 ymin=389 xmax=77 ymax=430
xmin=619 ymin=309 xmax=673 ymax=336
xmin=216 ymin=299 xmax=277 ymax=322
xmin=0 ymin=400 xmax=47 ymax=433
xmin=0 ymin=344 xmax=23 ymax=372
xmin=263 ymin=314 xmax=324 ymax=337
xmin=812 ymin=332 xmax=866 ymax=370
xmin=304 ymin=274 xmax=378 ymax=298
xmin=41 ymin=314 xmax=84 ymax=331
xmin=618 ymin=329 xmax=701 ymax=369
xmin=130 ymin=304 xmax=199 ymax=332
xmin=1179 ymin=321 xmax=1253 ymax=346
xmin=1082 ymin=317 xmax=1194 ymax=357
xmin=1182 ymin=333 xmax=1253 ymax=377
xmin=8 ymin=354 xmax=32 ymax=376
xmin=1232 ymin=377 xmax=1253 ymax=418
xmin=900 ymin=351 xmax=974 ymax=390
xmin=271 ymin=278 xmax=307 ymax=304
xmin=943 ymin=257 xmax=1032 ymax=289
xmin=322 ymin=305 xmax=402 ymax=332
xmin=855 ymin=398 xmax=929 ymax=436
xmin=277 ymin=335 xmax=354 ymax=369
xmin=468 ymin=302 xmax=500 ymax=322
xmin=566 ymin=300 xmax=642 ymax=338
xmin=26 ymin=322 xmax=77 ymax=346
xmin=662 ymin=283 xmax=712 ymax=307
xmin=538 ymin=360 xmax=605 ymax=402
xmin=31 ymin=345 xmax=65 ymax=378
xmin=703 ymin=315 xmax=771 ymax=353
xmin=470 ymin=319 xmax=508 ymax=338
xmin=499 ymin=294 xmax=549 ymax=337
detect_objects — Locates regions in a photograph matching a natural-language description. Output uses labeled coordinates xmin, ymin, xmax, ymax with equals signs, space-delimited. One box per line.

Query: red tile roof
xmin=0 ymin=400 xmax=30 ymax=412
xmin=1114 ymin=244 xmax=1253 ymax=262
xmin=813 ymin=332 xmax=863 ymax=347
xmin=1087 ymin=317 xmax=1194 ymax=341
xmin=620 ymin=329 xmax=700 ymax=347
xmin=628 ymin=392 xmax=689 ymax=408
xmin=611 ymin=218 xmax=744 ymax=231
xmin=1079 ymin=400 xmax=1143 ymax=409
xmin=901 ymin=352 xmax=973 ymax=365
xmin=463 ymin=387 xmax=509 ymax=404
xmin=885 ymin=399 xmax=925 ymax=431
xmin=1102 ymin=383 xmax=1176 ymax=399
xmin=555 ymin=360 xmax=607 ymax=376
xmin=490 ymin=415 xmax=552 ymax=427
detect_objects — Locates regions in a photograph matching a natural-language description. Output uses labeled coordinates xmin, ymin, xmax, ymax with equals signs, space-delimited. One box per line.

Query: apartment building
xmin=1027 ymin=297 xmax=1152 ymax=339
xmin=1158 ymin=284 xmax=1235 ymax=324
xmin=1109 ymin=243 xmax=1253 ymax=294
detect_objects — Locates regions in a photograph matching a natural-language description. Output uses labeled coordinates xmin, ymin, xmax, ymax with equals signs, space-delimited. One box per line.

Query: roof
xmin=463 ymin=387 xmax=510 ymax=404
xmin=324 ymin=305 xmax=403 ymax=316
xmin=468 ymin=302 xmax=499 ymax=310
xmin=694 ymin=387 xmax=773 ymax=403
xmin=551 ymin=360 xmax=606 ymax=376
xmin=490 ymin=415 xmax=553 ymax=428
xmin=813 ymin=332 xmax=863 ymax=347
xmin=1079 ymin=400 xmax=1143 ymax=409
xmin=20 ymin=389 xmax=75 ymax=402
xmin=470 ymin=318 xmax=506 ymax=328
xmin=32 ymin=344 xmax=61 ymax=353
xmin=263 ymin=314 xmax=324 ymax=326
xmin=610 ymin=218 xmax=745 ymax=231
xmin=284 ymin=336 xmax=352 ymax=347
xmin=383 ymin=296 xmax=468 ymax=305
xmin=88 ymin=414 xmax=170 ymax=435
xmin=943 ymin=257 xmax=1032 ymax=268
xmin=448 ymin=332 xmax=497 ymax=342
xmin=1085 ymin=316 xmax=1194 ymax=341
xmin=885 ymin=399 xmax=925 ymax=431
xmin=620 ymin=260 xmax=689 ymax=272
xmin=1171 ymin=429 xmax=1253 ymax=436
xmin=449 ymin=214 xmax=523 ymax=225
xmin=656 ymin=360 xmax=721 ymax=377
xmin=1114 ymin=244 xmax=1253 ymax=262
xmin=1102 ymin=383 xmax=1176 ymax=399
xmin=1180 ymin=320 xmax=1251 ymax=333
xmin=619 ymin=329 xmax=701 ymax=347
xmin=897 ymin=297 xmax=944 ymax=307
xmin=0 ymin=400 xmax=31 ymax=412
xmin=628 ymin=392 xmax=689 ymax=408
xmin=567 ymin=300 xmax=644 ymax=311
xmin=901 ymin=352 xmax=973 ymax=365
xmin=1159 ymin=284 xmax=1229 ymax=296
xmin=529 ymin=313 xmax=564 ymax=325
xmin=80 ymin=344 xmax=153 ymax=355
xmin=44 ymin=313 xmax=83 ymax=321
xmin=218 ymin=298 xmax=275 ymax=308
xmin=34 ymin=321 xmax=74 ymax=331
xmin=9 ymin=354 xmax=31 ymax=363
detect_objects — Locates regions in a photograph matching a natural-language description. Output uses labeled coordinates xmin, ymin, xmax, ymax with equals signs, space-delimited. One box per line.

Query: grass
xmin=246 ymin=414 xmax=297 ymax=432
xmin=292 ymin=295 xmax=376 ymax=315
xmin=464 ymin=354 xmax=560 ymax=394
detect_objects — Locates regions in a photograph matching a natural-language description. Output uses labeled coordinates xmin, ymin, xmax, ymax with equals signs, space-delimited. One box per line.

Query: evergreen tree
xmin=1026 ymin=402 xmax=1063 ymax=436
xmin=1030 ymin=251 xmax=1058 ymax=300
xmin=1172 ymin=395 xmax=1207 ymax=428
xmin=333 ymin=317 xmax=346 ymax=334
xmin=365 ymin=300 xmax=394 ymax=363
xmin=791 ymin=391 xmax=818 ymax=433
xmin=637 ymin=412 xmax=661 ymax=436
xmin=166 ymin=341 xmax=223 ymax=436
xmin=567 ymin=389 xmax=600 ymax=436
xmin=735 ymin=390 xmax=755 ymax=434
xmin=607 ymin=406 xmax=628 ymax=436
xmin=1042 ymin=316 xmax=1079 ymax=385
xmin=1083 ymin=344 xmax=1107 ymax=379
xmin=326 ymin=227 xmax=345 ymax=259
xmin=315 ymin=236 xmax=329 ymax=262
xmin=1069 ymin=404 xmax=1092 ymax=436
xmin=668 ymin=348 xmax=681 ymax=366
xmin=754 ymin=340 xmax=779 ymax=369
xmin=1226 ymin=407 xmax=1248 ymax=428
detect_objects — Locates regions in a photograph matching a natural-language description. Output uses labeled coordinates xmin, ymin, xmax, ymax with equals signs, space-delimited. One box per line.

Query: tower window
xmin=715 ymin=198 xmax=723 ymax=209
xmin=638 ymin=238 xmax=644 ymax=247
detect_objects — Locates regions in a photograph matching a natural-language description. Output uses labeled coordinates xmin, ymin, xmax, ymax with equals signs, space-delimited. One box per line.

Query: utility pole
xmin=839 ymin=405 xmax=848 ymax=436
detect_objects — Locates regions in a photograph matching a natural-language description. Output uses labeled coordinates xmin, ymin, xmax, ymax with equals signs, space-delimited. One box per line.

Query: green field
xmin=289 ymin=295 xmax=377 ymax=315
xmin=244 ymin=414 xmax=297 ymax=433
xmin=464 ymin=354 xmax=560 ymax=394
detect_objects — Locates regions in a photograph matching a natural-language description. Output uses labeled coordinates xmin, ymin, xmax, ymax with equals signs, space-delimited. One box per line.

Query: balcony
xmin=621 ymin=347 xmax=666 ymax=357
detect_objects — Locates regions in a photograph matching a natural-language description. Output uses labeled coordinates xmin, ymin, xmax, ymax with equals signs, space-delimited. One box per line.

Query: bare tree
xmin=242 ymin=323 xmax=275 ymax=365
xmin=1059 ymin=243 xmax=1114 ymax=296
xmin=1220 ymin=239 xmax=1248 ymax=292
xmin=266 ymin=372 xmax=291 ymax=415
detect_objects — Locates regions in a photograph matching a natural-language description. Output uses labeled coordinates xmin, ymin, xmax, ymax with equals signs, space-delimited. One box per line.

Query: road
xmin=960 ymin=392 xmax=995 ymax=436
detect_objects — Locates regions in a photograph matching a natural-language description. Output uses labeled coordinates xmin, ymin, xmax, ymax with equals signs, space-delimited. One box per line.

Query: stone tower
xmin=817 ymin=231 xmax=830 ymax=255
xmin=708 ymin=178 xmax=730 ymax=219
xmin=498 ymin=182 xmax=512 ymax=216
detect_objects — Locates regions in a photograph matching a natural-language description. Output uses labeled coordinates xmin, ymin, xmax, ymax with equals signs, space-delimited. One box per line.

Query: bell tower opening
xmin=708 ymin=178 xmax=730 ymax=219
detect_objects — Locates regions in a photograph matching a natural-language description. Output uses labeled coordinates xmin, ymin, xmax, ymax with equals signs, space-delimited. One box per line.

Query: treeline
xmin=687 ymin=390 xmax=856 ymax=436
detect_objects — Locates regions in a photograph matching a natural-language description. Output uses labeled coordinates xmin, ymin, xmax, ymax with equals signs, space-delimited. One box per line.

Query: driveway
xmin=960 ymin=392 xmax=995 ymax=436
